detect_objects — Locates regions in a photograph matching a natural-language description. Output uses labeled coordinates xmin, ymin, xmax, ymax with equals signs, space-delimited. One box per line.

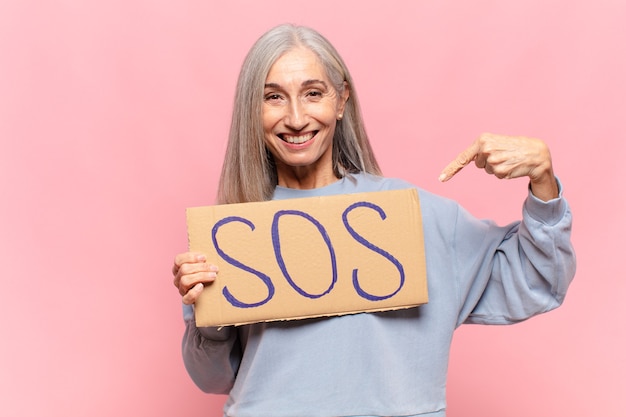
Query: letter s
xmin=212 ymin=216 xmax=275 ymax=308
xmin=342 ymin=202 xmax=405 ymax=301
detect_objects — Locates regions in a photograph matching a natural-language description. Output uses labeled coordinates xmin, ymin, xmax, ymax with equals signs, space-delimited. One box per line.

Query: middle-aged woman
xmin=172 ymin=24 xmax=576 ymax=417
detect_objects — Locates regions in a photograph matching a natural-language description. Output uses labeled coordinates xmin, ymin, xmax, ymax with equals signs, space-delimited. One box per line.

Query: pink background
xmin=1 ymin=1 xmax=623 ymax=416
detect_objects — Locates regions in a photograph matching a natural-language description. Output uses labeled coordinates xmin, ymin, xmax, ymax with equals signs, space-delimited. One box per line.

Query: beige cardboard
xmin=186 ymin=188 xmax=428 ymax=327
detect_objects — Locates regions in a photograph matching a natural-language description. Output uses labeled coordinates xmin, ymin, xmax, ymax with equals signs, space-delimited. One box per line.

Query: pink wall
xmin=1 ymin=1 xmax=623 ymax=416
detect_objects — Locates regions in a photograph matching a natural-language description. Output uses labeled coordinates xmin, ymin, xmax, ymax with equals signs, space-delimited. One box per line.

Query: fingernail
xmin=438 ymin=173 xmax=447 ymax=182
xmin=209 ymin=264 xmax=219 ymax=272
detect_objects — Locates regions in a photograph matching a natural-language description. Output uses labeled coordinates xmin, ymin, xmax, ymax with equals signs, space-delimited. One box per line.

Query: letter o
xmin=271 ymin=210 xmax=338 ymax=299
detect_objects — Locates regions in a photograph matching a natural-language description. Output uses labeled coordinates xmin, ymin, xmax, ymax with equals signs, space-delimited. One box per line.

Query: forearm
xmin=457 ymin=178 xmax=575 ymax=325
xmin=181 ymin=306 xmax=240 ymax=394
xmin=490 ymin=184 xmax=575 ymax=319
xmin=529 ymin=169 xmax=559 ymax=202
xmin=519 ymin=180 xmax=576 ymax=303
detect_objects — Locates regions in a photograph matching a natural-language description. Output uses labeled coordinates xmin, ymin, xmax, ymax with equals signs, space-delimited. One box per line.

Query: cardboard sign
xmin=186 ymin=188 xmax=428 ymax=327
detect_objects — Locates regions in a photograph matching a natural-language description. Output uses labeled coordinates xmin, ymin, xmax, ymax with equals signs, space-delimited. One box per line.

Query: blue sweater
xmin=182 ymin=173 xmax=576 ymax=417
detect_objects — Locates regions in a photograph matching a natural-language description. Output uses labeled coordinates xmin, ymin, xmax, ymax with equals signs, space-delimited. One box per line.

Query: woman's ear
xmin=337 ymin=81 xmax=350 ymax=119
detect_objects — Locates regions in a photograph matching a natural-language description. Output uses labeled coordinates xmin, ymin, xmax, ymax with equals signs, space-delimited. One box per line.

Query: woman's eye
xmin=307 ymin=90 xmax=322 ymax=98
xmin=264 ymin=93 xmax=282 ymax=101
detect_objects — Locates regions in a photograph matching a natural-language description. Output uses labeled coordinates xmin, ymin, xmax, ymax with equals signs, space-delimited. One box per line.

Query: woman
xmin=172 ymin=24 xmax=575 ymax=417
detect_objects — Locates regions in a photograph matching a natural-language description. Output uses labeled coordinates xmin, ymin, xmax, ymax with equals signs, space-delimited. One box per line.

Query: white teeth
xmin=283 ymin=132 xmax=314 ymax=144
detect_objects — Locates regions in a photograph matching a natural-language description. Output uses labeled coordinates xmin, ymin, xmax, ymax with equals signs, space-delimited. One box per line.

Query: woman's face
xmin=262 ymin=47 xmax=348 ymax=188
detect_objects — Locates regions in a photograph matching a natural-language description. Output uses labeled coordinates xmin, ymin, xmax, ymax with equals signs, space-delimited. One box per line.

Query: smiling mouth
xmin=280 ymin=132 xmax=316 ymax=144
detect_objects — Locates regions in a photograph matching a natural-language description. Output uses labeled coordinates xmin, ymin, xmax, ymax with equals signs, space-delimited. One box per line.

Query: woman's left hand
xmin=438 ymin=133 xmax=559 ymax=201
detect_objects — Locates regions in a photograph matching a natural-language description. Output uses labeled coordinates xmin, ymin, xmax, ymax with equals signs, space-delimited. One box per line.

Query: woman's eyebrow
xmin=302 ymin=79 xmax=327 ymax=88
xmin=264 ymin=80 xmax=328 ymax=89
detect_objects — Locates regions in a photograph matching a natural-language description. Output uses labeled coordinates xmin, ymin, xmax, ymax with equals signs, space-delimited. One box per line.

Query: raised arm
xmin=434 ymin=133 xmax=575 ymax=324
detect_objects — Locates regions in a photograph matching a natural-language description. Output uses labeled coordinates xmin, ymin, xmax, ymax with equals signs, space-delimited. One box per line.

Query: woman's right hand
xmin=172 ymin=252 xmax=219 ymax=305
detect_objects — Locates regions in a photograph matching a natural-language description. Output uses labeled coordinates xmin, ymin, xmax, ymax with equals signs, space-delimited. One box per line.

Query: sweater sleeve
xmin=181 ymin=304 xmax=241 ymax=394
xmin=454 ymin=180 xmax=576 ymax=326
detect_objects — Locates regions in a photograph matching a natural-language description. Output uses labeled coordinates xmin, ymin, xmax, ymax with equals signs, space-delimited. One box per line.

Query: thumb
xmin=182 ymin=282 xmax=204 ymax=305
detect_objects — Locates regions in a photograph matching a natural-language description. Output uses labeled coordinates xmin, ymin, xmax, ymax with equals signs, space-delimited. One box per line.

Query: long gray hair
xmin=217 ymin=24 xmax=381 ymax=204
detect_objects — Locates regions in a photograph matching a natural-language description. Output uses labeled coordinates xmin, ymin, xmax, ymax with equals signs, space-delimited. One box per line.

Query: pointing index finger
xmin=438 ymin=140 xmax=481 ymax=182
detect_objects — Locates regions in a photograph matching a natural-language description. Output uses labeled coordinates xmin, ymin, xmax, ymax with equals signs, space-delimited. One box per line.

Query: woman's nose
xmin=284 ymin=100 xmax=307 ymax=130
